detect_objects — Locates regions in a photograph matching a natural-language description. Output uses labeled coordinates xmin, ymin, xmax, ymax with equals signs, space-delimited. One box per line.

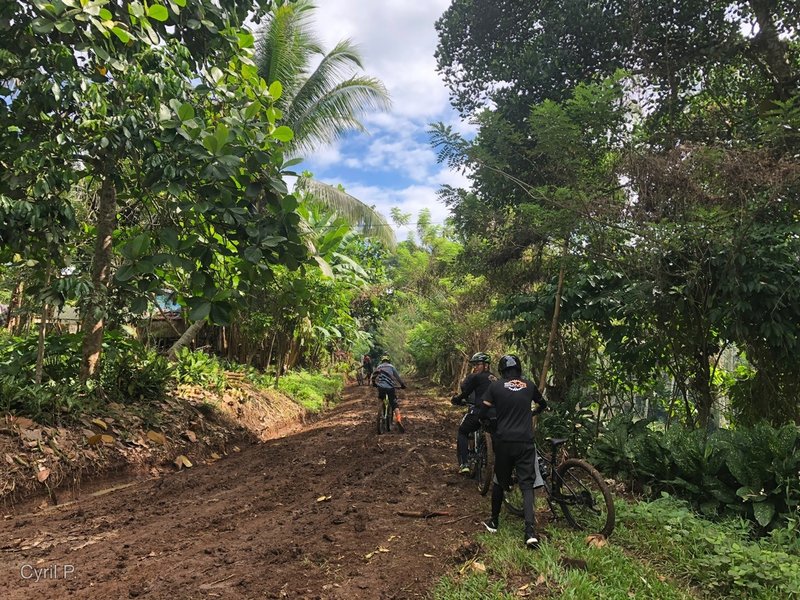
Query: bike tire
xmin=377 ymin=403 xmax=390 ymax=435
xmin=556 ymin=458 xmax=615 ymax=537
xmin=477 ymin=432 xmax=494 ymax=496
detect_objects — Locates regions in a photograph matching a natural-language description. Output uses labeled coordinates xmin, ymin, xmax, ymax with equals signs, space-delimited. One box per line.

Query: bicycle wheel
xmin=556 ymin=458 xmax=615 ymax=537
xmin=377 ymin=403 xmax=390 ymax=434
xmin=466 ymin=432 xmax=478 ymax=477
xmin=476 ymin=432 xmax=494 ymax=496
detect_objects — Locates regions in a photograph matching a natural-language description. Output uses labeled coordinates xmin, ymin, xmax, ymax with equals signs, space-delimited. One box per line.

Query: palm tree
xmin=256 ymin=0 xmax=391 ymax=156
xmin=171 ymin=4 xmax=394 ymax=357
xmin=255 ymin=2 xmax=395 ymax=247
xmin=295 ymin=175 xmax=395 ymax=247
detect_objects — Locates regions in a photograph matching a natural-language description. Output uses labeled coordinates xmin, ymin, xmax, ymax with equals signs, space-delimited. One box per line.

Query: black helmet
xmin=498 ymin=354 xmax=522 ymax=374
xmin=469 ymin=352 xmax=491 ymax=364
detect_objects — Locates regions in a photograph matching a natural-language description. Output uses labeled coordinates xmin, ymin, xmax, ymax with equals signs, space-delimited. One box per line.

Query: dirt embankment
xmin=0 ymin=382 xmax=485 ymax=599
xmin=0 ymin=381 xmax=311 ymax=508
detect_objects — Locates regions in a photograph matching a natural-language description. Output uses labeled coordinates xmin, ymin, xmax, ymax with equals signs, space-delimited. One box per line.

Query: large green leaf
xmin=147 ymin=4 xmax=169 ymax=22
xmin=188 ymin=299 xmax=211 ymax=321
xmin=272 ymin=126 xmax=293 ymax=142
xmin=752 ymin=501 xmax=776 ymax=528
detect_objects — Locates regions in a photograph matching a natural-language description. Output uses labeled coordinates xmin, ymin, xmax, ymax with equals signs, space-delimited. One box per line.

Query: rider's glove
xmin=400 ymin=384 xmax=406 ymax=389
xmin=450 ymin=395 xmax=462 ymax=406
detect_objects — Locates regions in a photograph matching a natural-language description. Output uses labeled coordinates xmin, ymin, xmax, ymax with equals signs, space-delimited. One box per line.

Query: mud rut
xmin=0 ymin=383 xmax=483 ymax=599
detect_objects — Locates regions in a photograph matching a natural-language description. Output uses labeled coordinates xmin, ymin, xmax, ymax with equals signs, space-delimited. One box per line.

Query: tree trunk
xmin=538 ymin=240 xmax=568 ymax=393
xmin=6 ymin=280 xmax=24 ymax=333
xmin=167 ymin=320 xmax=205 ymax=360
xmin=265 ymin=333 xmax=276 ymax=372
xmin=693 ymin=351 xmax=714 ymax=430
xmin=275 ymin=338 xmax=285 ymax=387
xmin=749 ymin=0 xmax=796 ymax=101
xmin=34 ymin=272 xmax=51 ymax=385
xmin=79 ymin=176 xmax=117 ymax=381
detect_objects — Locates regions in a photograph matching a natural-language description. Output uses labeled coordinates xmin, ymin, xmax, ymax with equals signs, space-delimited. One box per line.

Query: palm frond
xmin=287 ymin=39 xmax=390 ymax=127
xmin=255 ymin=0 xmax=323 ymax=101
xmin=255 ymin=7 xmax=391 ymax=157
xmin=289 ymin=76 xmax=391 ymax=153
xmin=296 ymin=177 xmax=396 ymax=248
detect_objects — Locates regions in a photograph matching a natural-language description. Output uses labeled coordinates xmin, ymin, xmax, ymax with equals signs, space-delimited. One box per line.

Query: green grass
xmin=434 ymin=497 xmax=800 ymax=599
xmin=614 ymin=496 xmax=800 ymax=599
xmin=276 ymin=370 xmax=344 ymax=412
xmin=434 ymin=520 xmax=694 ymax=600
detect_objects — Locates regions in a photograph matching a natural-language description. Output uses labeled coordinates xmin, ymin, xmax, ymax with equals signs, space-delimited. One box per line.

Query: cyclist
xmin=371 ymin=355 xmax=407 ymax=431
xmin=476 ymin=354 xmax=547 ymax=549
xmin=450 ymin=352 xmax=496 ymax=474
xmin=362 ymin=353 xmax=373 ymax=381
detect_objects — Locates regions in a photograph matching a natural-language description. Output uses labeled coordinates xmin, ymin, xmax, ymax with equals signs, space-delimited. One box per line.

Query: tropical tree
xmin=255 ymin=0 xmax=391 ymax=156
xmin=434 ymin=0 xmax=800 ymax=427
xmin=254 ymin=1 xmax=395 ymax=244
xmin=1 ymin=0 xmax=306 ymax=380
xmin=295 ymin=175 xmax=395 ymax=248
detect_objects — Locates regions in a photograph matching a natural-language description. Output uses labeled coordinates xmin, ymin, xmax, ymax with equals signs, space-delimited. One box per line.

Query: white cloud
xmin=307 ymin=142 xmax=343 ymax=169
xmin=336 ymin=181 xmax=451 ymax=242
xmin=310 ymin=1 xmax=453 ymax=121
xmin=282 ymin=1 xmax=477 ymax=239
xmin=428 ymin=166 xmax=471 ymax=190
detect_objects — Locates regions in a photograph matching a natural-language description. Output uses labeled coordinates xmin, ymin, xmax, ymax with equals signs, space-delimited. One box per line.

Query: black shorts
xmin=377 ymin=387 xmax=398 ymax=409
xmin=458 ymin=412 xmax=482 ymax=435
xmin=493 ymin=441 xmax=537 ymax=490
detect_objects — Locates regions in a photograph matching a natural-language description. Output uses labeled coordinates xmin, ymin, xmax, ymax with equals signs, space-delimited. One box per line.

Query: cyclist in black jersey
xmin=451 ymin=352 xmax=496 ymax=474
xmin=476 ymin=354 xmax=547 ymax=549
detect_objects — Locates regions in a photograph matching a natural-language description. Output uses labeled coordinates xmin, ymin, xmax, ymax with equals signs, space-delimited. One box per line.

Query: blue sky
xmin=287 ymin=0 xmax=475 ymax=242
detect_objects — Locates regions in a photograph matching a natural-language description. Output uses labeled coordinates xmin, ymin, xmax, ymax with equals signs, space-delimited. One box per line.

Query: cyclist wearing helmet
xmin=362 ymin=353 xmax=373 ymax=380
xmin=451 ymin=352 xmax=497 ymax=474
xmin=477 ymin=354 xmax=547 ymax=550
xmin=371 ymin=355 xmax=407 ymax=431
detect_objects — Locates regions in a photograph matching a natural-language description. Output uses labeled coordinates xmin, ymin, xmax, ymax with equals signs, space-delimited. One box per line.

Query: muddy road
xmin=0 ymin=383 xmax=483 ymax=599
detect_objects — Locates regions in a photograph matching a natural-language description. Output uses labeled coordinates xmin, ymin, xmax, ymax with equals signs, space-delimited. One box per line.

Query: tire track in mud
xmin=0 ymin=383 xmax=482 ymax=599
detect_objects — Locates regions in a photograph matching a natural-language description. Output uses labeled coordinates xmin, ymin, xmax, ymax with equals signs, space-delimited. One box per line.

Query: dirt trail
xmin=0 ymin=383 xmax=482 ymax=599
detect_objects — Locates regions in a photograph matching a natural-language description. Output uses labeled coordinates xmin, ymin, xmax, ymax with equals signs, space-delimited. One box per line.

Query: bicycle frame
xmin=376 ymin=387 xmax=403 ymax=434
xmin=503 ymin=438 xmax=615 ymax=536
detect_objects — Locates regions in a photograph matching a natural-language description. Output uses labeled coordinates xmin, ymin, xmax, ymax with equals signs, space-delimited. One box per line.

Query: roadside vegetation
xmin=1 ymin=0 xmax=799 ymax=597
xmin=435 ymin=497 xmax=800 ymax=599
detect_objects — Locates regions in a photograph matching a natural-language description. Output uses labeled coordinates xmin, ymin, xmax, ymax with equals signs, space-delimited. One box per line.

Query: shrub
xmin=0 ymin=332 xmax=171 ymax=420
xmin=173 ymin=347 xmax=228 ymax=392
xmin=277 ymin=371 xmax=344 ymax=412
xmin=617 ymin=496 xmax=800 ymax=598
xmin=0 ymin=375 xmax=91 ymax=423
xmin=590 ymin=415 xmax=800 ymax=529
xmin=537 ymin=391 xmax=597 ymax=457
xmin=100 ymin=336 xmax=173 ymax=404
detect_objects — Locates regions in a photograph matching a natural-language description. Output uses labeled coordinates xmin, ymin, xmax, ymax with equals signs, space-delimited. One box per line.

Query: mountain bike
xmin=376 ymin=388 xmax=404 ymax=434
xmin=503 ymin=437 xmax=615 ymax=537
xmin=466 ymin=420 xmax=494 ymax=495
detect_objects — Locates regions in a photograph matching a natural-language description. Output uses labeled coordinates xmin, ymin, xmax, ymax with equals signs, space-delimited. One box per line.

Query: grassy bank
xmin=434 ymin=496 xmax=800 ymax=599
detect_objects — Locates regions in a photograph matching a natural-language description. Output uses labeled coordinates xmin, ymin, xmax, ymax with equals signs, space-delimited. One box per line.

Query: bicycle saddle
xmin=548 ymin=437 xmax=568 ymax=448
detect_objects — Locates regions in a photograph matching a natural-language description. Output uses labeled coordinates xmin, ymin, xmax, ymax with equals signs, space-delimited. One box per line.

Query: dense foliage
xmin=0 ymin=1 xmax=391 ymax=409
xmin=436 ymin=497 xmax=800 ymax=599
xmin=590 ymin=417 xmax=800 ymax=528
xmin=433 ymin=0 xmax=800 ymax=429
xmin=362 ymin=0 xmax=800 ymax=544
